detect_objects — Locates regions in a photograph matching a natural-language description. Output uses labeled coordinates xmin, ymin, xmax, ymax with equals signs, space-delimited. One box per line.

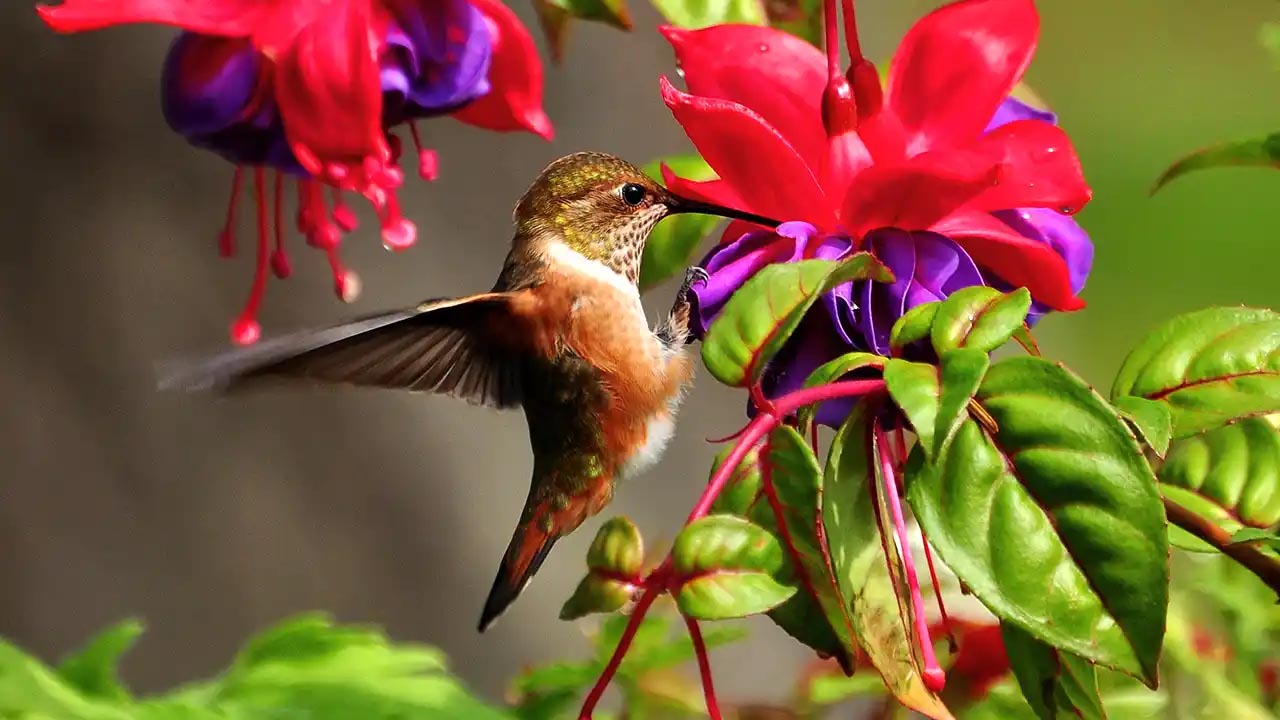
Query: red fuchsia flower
xmin=39 ymin=0 xmax=551 ymax=344
xmin=662 ymin=0 xmax=1094 ymax=358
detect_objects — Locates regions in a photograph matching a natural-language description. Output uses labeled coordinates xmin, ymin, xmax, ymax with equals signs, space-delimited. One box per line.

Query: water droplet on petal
xmin=758 ymin=43 xmax=768 ymax=53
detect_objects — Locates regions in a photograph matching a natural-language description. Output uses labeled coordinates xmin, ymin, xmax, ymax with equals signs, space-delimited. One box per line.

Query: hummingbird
xmin=161 ymin=152 xmax=780 ymax=631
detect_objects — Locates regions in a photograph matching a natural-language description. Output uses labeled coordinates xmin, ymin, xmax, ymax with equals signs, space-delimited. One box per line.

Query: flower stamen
xmin=230 ymin=168 xmax=271 ymax=347
xmin=920 ymin=531 xmax=957 ymax=653
xmin=331 ymin=189 xmax=359 ymax=233
xmin=271 ymin=171 xmax=292 ymax=279
xmin=408 ymin=122 xmax=440 ymax=182
xmin=218 ymin=167 xmax=245 ymax=258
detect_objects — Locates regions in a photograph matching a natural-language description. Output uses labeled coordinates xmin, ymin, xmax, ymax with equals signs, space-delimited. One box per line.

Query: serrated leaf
xmin=1114 ymin=396 xmax=1173 ymax=457
xmin=671 ymin=515 xmax=796 ymax=619
xmin=908 ymin=357 xmax=1168 ymax=685
xmin=534 ymin=0 xmax=632 ymax=63
xmin=931 ymin=287 xmax=1032 ymax=355
xmin=891 ymin=302 xmax=940 ymax=354
xmin=796 ymin=351 xmax=885 ymax=430
xmin=823 ymin=403 xmax=954 ymax=719
xmin=1112 ymin=307 xmax=1280 ymax=438
xmin=701 ymin=255 xmax=893 ymax=387
xmin=1002 ymin=623 xmax=1106 ymax=720
xmin=1160 ymin=418 xmax=1280 ymax=532
xmin=1230 ymin=527 xmax=1280 ymax=548
xmin=641 ymin=156 xmax=720 ymax=290
xmin=650 ymin=0 xmax=766 ymax=28
xmin=758 ymin=426 xmax=859 ymax=671
xmin=884 ymin=350 xmax=988 ymax=460
xmin=1152 ymin=133 xmax=1280 ymax=193
xmin=56 ymin=620 xmax=143 ymax=703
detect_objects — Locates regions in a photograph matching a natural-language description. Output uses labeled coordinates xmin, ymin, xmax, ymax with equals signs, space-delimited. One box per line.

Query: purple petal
xmin=381 ymin=0 xmax=493 ymax=121
xmin=858 ymin=230 xmax=985 ymax=355
xmin=161 ymin=32 xmax=300 ymax=170
xmin=757 ymin=311 xmax=858 ymax=427
xmin=985 ymin=95 xmax=1057 ymax=132
xmin=688 ymin=227 xmax=806 ymax=336
xmin=991 ymin=208 xmax=1093 ymax=324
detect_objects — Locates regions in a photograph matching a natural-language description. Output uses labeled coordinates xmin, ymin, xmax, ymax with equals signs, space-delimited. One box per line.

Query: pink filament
xmin=875 ymin=424 xmax=946 ymax=692
xmin=270 ymin=171 xmax=291 ymax=279
xmin=218 ymin=167 xmax=245 ymax=258
xmin=921 ymin=532 xmax=957 ymax=652
xmin=408 ymin=122 xmax=439 ymax=182
xmin=331 ymin=188 xmax=359 ymax=232
xmin=230 ymin=168 xmax=270 ymax=346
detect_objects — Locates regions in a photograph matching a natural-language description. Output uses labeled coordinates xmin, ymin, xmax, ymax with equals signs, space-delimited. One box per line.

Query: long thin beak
xmin=663 ymin=193 xmax=782 ymax=229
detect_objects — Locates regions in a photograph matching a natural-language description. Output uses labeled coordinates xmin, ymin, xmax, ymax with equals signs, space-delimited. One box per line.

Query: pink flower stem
xmin=840 ymin=0 xmax=862 ymax=62
xmin=578 ymin=380 xmax=886 ymax=719
xmin=822 ymin=0 xmax=840 ymax=84
xmin=683 ymin=615 xmax=723 ymax=720
xmin=874 ymin=422 xmax=946 ymax=692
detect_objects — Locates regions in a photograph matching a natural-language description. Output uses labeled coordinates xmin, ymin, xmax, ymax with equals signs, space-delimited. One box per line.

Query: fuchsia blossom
xmin=39 ymin=0 xmax=551 ymax=344
xmin=660 ymin=0 xmax=1095 ymax=412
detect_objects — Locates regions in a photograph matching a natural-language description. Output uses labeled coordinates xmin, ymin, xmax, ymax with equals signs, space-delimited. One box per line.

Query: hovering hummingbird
xmin=161 ymin=152 xmax=780 ymax=631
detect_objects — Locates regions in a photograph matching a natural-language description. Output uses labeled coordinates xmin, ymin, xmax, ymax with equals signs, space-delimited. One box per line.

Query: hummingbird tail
xmin=478 ymin=525 xmax=559 ymax=633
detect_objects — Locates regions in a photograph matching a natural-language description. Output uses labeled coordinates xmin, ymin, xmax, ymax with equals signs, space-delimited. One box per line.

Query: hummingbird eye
xmin=620 ymin=183 xmax=647 ymax=207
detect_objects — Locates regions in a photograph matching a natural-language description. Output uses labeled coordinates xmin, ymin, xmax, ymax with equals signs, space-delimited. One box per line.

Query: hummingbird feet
xmin=658 ymin=267 xmax=709 ymax=349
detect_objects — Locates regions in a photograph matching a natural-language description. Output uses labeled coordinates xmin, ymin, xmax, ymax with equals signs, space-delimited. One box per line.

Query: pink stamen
xmin=408 ymin=123 xmax=440 ymax=182
xmin=331 ymin=189 xmax=358 ymax=232
xmin=684 ymin=616 xmax=723 ymax=720
xmin=875 ymin=424 xmax=946 ymax=692
xmin=325 ymin=247 xmax=361 ymax=304
xmin=379 ymin=193 xmax=417 ymax=252
xmin=301 ymin=181 xmax=341 ymax=250
xmin=270 ymin=171 xmax=292 ymax=279
xmin=218 ymin=167 xmax=245 ymax=258
xmin=230 ymin=168 xmax=270 ymax=346
xmin=921 ymin=533 xmax=957 ymax=653
xmin=840 ymin=0 xmax=862 ymax=63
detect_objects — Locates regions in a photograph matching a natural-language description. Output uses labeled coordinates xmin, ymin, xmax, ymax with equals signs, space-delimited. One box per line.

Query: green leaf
xmin=560 ymin=575 xmax=636 ymax=621
xmin=1152 ymin=133 xmax=1280 ymax=193
xmin=1263 ymin=23 xmax=1280 ymax=68
xmin=640 ymin=156 xmax=721 ymax=290
xmin=562 ymin=517 xmax=645 ymax=620
xmin=796 ymin=351 xmax=885 ymax=430
xmin=217 ymin=614 xmax=510 ymax=720
xmin=1002 ymin=623 xmax=1105 ymax=720
xmin=1159 ymin=417 xmax=1280 ymax=532
xmin=0 ymin=638 xmax=130 ymax=720
xmin=758 ymin=426 xmax=860 ymax=671
xmin=707 ymin=443 xmax=764 ymax=517
xmin=1113 ymin=395 xmax=1173 ymax=457
xmin=649 ymin=0 xmax=766 ymax=29
xmin=1230 ymin=527 xmax=1280 ymax=548
xmin=884 ymin=349 xmax=988 ymax=461
xmin=671 ymin=515 xmax=796 ymax=619
xmin=56 ymin=620 xmax=143 ymax=703
xmin=823 ymin=402 xmax=954 ymax=719
xmin=931 ymin=287 xmax=1033 ymax=355
xmin=701 ymin=255 xmax=892 ymax=387
xmin=1112 ymin=307 xmax=1280 ymax=438
xmin=908 ymin=357 xmax=1168 ymax=685
xmin=533 ymin=0 xmax=631 ymax=63
xmin=890 ymin=302 xmax=940 ymax=354
xmin=805 ymin=672 xmax=887 ymax=706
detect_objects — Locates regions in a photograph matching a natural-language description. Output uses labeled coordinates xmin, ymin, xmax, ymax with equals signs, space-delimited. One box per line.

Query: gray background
xmin=2 ymin=0 xmax=1278 ymax=708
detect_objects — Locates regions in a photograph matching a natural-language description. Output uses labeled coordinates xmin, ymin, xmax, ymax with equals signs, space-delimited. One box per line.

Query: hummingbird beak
xmin=662 ymin=193 xmax=782 ymax=230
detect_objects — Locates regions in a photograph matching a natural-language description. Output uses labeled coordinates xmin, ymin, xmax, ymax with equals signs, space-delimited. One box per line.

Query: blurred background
xmin=1 ymin=0 xmax=1277 ymax=707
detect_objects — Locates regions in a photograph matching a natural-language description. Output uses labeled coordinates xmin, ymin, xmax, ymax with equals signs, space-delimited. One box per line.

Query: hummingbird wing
xmin=158 ymin=292 xmax=533 ymax=409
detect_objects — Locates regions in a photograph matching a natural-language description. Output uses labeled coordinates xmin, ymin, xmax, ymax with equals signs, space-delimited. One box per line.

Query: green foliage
xmin=1159 ymin=417 xmax=1280 ymax=535
xmin=908 ymin=357 xmax=1168 ymax=685
xmin=796 ymin=351 xmax=884 ymax=430
xmin=1114 ymin=395 xmax=1173 ymax=457
xmin=0 ymin=614 xmax=510 ymax=720
xmin=648 ymin=0 xmax=765 ymax=30
xmin=534 ymin=0 xmax=632 ymax=63
xmin=1152 ymin=132 xmax=1280 ymax=193
xmin=700 ymin=256 xmax=892 ymax=387
xmin=884 ymin=349 xmax=988 ymax=461
xmin=670 ymin=515 xmax=796 ymax=619
xmin=1001 ymin=623 xmax=1105 ymax=720
xmin=561 ymin=517 xmax=645 ymax=620
xmin=930 ymin=287 xmax=1033 ymax=355
xmin=1112 ymin=307 xmax=1280 ymax=438
xmin=639 ymin=156 xmax=721 ymax=291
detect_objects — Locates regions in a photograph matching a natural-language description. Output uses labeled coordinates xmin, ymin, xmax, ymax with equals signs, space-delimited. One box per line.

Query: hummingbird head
xmin=514 ymin=152 xmax=779 ymax=283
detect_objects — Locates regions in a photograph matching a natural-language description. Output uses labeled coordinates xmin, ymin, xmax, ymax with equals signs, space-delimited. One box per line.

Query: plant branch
xmin=1163 ymin=497 xmax=1280 ymax=596
xmin=578 ymin=379 xmax=885 ymax=719
xmin=683 ymin=615 xmax=723 ymax=720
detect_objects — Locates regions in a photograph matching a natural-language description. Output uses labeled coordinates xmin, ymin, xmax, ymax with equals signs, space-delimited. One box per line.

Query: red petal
xmin=969 ymin=119 xmax=1091 ymax=213
xmin=661 ymin=24 xmax=826 ymax=171
xmin=660 ymin=163 xmax=747 ymax=209
xmin=841 ymin=151 xmax=996 ymax=236
xmin=933 ymin=210 xmax=1084 ymax=311
xmin=271 ymin=0 xmax=388 ymax=184
xmin=661 ymin=76 xmax=833 ymax=228
xmin=37 ymin=0 xmax=261 ymax=34
xmin=452 ymin=0 xmax=552 ymax=139
xmin=886 ymin=0 xmax=1038 ymax=155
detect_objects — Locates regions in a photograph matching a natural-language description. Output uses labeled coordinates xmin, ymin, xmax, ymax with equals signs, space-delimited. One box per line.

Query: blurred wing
xmin=159 ymin=292 xmax=530 ymax=409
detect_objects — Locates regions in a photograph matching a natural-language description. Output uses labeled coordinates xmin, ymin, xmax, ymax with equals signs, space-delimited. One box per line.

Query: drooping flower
xmin=39 ymin=0 xmax=552 ymax=344
xmin=665 ymin=0 xmax=1095 ymax=358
